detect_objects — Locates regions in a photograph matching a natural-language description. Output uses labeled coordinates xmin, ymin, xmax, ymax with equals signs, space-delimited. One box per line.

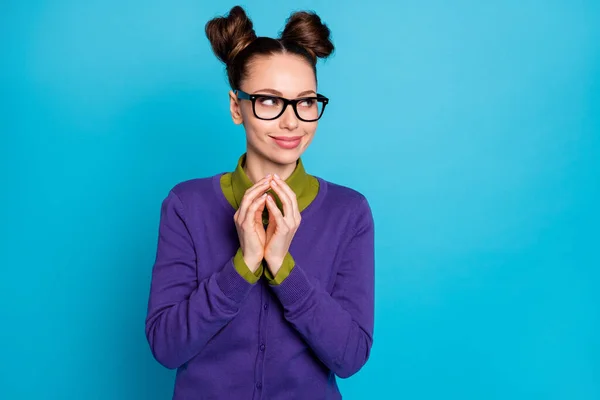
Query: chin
xmin=267 ymin=149 xmax=304 ymax=166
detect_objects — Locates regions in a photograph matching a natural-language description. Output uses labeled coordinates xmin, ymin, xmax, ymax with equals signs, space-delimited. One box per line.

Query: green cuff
xmin=233 ymin=248 xmax=263 ymax=284
xmin=265 ymin=252 xmax=295 ymax=285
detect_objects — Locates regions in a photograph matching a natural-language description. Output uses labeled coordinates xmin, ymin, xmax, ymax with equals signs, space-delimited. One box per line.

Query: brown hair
xmin=205 ymin=5 xmax=334 ymax=90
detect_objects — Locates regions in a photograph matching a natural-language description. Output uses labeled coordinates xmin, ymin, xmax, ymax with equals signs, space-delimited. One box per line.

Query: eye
xmin=299 ymin=98 xmax=315 ymax=107
xmin=257 ymin=96 xmax=280 ymax=107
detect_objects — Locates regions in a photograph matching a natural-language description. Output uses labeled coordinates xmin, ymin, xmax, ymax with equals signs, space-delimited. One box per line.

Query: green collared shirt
xmin=220 ymin=153 xmax=319 ymax=285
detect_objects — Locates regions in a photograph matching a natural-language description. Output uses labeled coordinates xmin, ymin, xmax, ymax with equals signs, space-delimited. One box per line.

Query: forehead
xmin=243 ymin=53 xmax=316 ymax=96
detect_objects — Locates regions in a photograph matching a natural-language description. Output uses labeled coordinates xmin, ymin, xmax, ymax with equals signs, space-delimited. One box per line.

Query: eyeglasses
xmin=235 ymin=89 xmax=329 ymax=122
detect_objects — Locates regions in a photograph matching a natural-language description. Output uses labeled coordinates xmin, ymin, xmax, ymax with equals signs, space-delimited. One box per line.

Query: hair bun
xmin=280 ymin=11 xmax=334 ymax=62
xmin=205 ymin=6 xmax=257 ymax=65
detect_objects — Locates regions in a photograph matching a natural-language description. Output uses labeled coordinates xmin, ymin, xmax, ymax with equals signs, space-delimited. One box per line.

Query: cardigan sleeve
xmin=233 ymin=248 xmax=264 ymax=284
xmin=264 ymin=252 xmax=295 ymax=285
xmin=268 ymin=196 xmax=375 ymax=378
xmin=145 ymin=190 xmax=258 ymax=369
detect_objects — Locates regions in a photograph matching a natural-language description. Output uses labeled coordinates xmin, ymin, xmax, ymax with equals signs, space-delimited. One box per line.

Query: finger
xmin=253 ymin=193 xmax=268 ymax=226
xmin=274 ymin=175 xmax=300 ymax=218
xmin=269 ymin=178 xmax=294 ymax=220
xmin=244 ymin=192 xmax=268 ymax=229
xmin=242 ymin=176 xmax=271 ymax=206
xmin=266 ymin=194 xmax=289 ymax=233
xmin=238 ymin=177 xmax=271 ymax=223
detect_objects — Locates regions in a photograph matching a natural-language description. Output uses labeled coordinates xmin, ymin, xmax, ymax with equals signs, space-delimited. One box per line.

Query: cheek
xmin=244 ymin=119 xmax=278 ymax=139
xmin=302 ymin=123 xmax=318 ymax=138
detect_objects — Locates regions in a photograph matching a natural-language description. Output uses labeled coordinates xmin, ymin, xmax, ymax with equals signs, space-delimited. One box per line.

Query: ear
xmin=229 ymin=90 xmax=244 ymax=125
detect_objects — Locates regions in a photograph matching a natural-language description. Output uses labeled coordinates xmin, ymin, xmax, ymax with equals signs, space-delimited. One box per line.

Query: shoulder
xmin=170 ymin=175 xmax=216 ymax=196
xmin=317 ymin=176 xmax=369 ymax=207
xmin=162 ymin=173 xmax=222 ymax=209
xmin=314 ymin=176 xmax=373 ymax=227
xmin=312 ymin=176 xmax=374 ymax=236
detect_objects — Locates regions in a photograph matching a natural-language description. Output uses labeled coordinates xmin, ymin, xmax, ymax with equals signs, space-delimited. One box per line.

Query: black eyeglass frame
xmin=234 ymin=89 xmax=329 ymax=122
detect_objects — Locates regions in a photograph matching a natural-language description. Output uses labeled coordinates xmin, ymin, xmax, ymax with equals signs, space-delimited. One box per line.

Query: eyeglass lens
xmin=254 ymin=96 xmax=324 ymax=120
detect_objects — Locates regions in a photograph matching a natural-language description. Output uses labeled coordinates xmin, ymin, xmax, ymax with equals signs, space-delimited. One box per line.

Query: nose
xmin=279 ymin=104 xmax=299 ymax=130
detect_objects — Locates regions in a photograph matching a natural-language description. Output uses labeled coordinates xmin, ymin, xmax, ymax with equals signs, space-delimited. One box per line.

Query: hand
xmin=264 ymin=174 xmax=302 ymax=275
xmin=234 ymin=175 xmax=272 ymax=272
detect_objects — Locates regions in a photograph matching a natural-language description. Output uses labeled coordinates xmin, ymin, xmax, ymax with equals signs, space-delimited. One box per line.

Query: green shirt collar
xmin=231 ymin=153 xmax=311 ymax=212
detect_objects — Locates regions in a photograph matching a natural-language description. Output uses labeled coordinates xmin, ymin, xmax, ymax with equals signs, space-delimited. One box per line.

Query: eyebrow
xmin=253 ymin=88 xmax=317 ymax=97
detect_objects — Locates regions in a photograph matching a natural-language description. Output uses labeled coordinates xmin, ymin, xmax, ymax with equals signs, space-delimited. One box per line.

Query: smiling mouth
xmin=271 ymin=136 xmax=303 ymax=149
xmin=270 ymin=136 xmax=303 ymax=141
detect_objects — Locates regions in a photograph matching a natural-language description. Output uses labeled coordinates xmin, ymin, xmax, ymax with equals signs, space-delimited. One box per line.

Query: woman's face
xmin=229 ymin=53 xmax=319 ymax=167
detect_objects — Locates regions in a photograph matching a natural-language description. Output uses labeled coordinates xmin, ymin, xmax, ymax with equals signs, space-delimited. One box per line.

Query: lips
xmin=271 ymin=135 xmax=302 ymax=149
xmin=270 ymin=136 xmax=303 ymax=141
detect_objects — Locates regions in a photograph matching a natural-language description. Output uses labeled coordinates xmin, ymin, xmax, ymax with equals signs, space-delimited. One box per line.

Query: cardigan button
xmin=256 ymin=382 xmax=262 ymax=389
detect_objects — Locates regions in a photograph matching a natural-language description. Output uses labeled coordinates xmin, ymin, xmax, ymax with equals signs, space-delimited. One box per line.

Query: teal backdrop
xmin=1 ymin=1 xmax=599 ymax=399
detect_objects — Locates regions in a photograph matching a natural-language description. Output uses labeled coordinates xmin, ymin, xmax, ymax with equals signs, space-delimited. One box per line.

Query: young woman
xmin=145 ymin=6 xmax=375 ymax=399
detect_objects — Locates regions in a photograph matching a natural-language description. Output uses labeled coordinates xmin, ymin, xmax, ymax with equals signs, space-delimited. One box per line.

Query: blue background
xmin=1 ymin=1 xmax=599 ymax=399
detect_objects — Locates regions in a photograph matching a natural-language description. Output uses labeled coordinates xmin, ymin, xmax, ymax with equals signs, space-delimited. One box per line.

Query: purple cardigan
xmin=145 ymin=173 xmax=375 ymax=399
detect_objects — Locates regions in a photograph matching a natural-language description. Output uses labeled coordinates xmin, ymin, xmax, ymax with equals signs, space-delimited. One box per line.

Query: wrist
xmin=264 ymin=252 xmax=295 ymax=285
xmin=234 ymin=248 xmax=263 ymax=284
xmin=241 ymin=251 xmax=262 ymax=272
xmin=244 ymin=258 xmax=261 ymax=272
xmin=265 ymin=257 xmax=283 ymax=273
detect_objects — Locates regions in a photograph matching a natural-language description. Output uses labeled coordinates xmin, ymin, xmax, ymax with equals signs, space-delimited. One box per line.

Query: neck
xmin=244 ymin=149 xmax=297 ymax=183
